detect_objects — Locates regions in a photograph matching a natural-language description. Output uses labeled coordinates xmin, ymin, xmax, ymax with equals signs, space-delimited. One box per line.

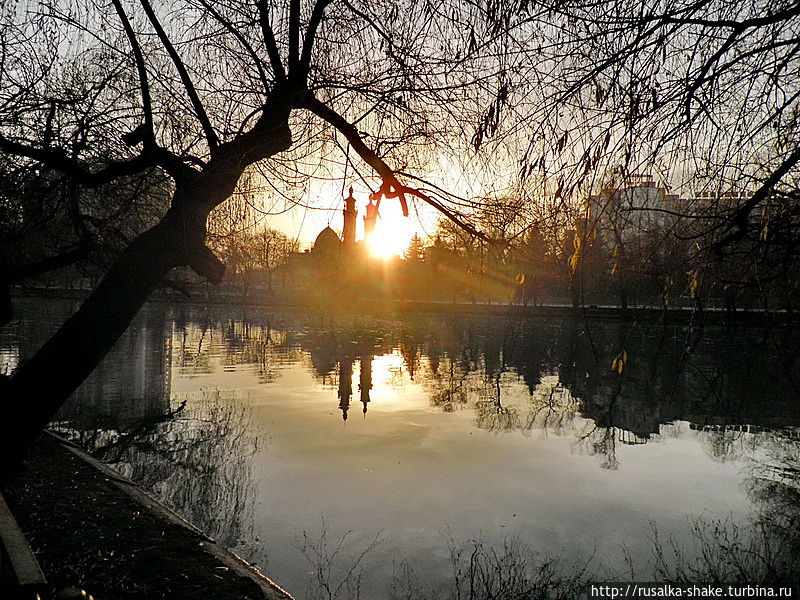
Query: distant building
xmin=681 ymin=188 xmax=759 ymax=220
xmin=272 ymin=189 xmax=377 ymax=298
xmin=563 ymin=175 xmax=687 ymax=307
xmin=587 ymin=175 xmax=680 ymax=237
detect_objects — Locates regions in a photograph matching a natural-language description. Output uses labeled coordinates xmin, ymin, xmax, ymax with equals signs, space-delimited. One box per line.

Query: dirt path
xmin=2 ymin=434 xmax=293 ymax=600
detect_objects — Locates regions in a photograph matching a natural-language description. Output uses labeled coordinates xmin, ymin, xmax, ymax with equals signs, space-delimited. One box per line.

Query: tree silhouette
xmin=519 ymin=0 xmax=800 ymax=281
xmin=0 ymin=0 xmax=521 ymax=475
xmin=3 ymin=0 xmax=800 ymax=475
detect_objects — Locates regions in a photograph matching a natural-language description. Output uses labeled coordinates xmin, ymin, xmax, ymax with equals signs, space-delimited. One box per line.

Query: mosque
xmin=311 ymin=187 xmax=378 ymax=255
xmin=272 ymin=188 xmax=383 ymax=298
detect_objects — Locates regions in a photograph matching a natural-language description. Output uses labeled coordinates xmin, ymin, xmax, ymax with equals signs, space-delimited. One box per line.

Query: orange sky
xmin=268 ymin=183 xmax=443 ymax=255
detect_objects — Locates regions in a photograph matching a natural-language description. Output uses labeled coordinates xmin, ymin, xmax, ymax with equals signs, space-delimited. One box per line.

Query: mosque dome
xmin=312 ymin=226 xmax=341 ymax=255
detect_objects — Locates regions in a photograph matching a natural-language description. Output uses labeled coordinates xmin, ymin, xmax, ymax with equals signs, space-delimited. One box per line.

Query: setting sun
xmin=367 ymin=217 xmax=416 ymax=258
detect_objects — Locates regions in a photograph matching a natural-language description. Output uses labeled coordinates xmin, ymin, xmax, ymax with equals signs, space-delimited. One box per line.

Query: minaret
xmin=342 ymin=187 xmax=357 ymax=246
xmin=364 ymin=198 xmax=378 ymax=239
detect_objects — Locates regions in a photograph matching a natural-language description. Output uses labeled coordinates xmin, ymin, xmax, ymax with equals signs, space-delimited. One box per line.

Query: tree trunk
xmin=0 ymin=205 xmax=213 ymax=480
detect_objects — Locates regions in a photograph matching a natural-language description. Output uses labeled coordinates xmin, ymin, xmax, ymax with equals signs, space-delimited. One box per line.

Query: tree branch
xmin=340 ymin=0 xmax=413 ymax=75
xmin=189 ymin=245 xmax=226 ymax=283
xmin=714 ymin=146 xmax=800 ymax=250
xmin=4 ymin=244 xmax=92 ymax=282
xmin=288 ymin=0 xmax=300 ymax=74
xmin=299 ymin=92 xmax=492 ymax=243
xmin=197 ymin=0 xmax=271 ymax=92
xmin=299 ymin=0 xmax=332 ymax=78
xmin=257 ymin=0 xmax=287 ymax=81
xmin=662 ymin=2 xmax=800 ymax=29
xmin=0 ymin=134 xmax=157 ymax=186
xmin=138 ymin=0 xmax=219 ymax=149
xmin=299 ymin=92 xmax=406 ymax=208
xmin=684 ymin=27 xmax=741 ymax=119
xmin=110 ymin=0 xmax=154 ymax=141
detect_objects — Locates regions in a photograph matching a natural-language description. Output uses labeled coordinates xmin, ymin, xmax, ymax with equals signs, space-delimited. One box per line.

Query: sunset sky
xmin=267 ymin=186 xmax=438 ymax=255
xmin=263 ymin=149 xmax=512 ymax=254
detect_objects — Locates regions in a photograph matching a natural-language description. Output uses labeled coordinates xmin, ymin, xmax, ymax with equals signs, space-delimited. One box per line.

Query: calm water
xmin=3 ymin=299 xmax=800 ymax=597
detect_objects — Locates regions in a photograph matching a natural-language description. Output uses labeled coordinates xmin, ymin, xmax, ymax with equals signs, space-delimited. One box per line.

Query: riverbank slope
xmin=2 ymin=434 xmax=292 ymax=599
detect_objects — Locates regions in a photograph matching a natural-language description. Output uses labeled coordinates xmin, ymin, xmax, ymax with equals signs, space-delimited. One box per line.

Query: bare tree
xmin=512 ymin=0 xmax=800 ymax=281
xmin=0 ymin=0 xmax=531 ymax=475
xmin=3 ymin=0 xmax=799 ymax=474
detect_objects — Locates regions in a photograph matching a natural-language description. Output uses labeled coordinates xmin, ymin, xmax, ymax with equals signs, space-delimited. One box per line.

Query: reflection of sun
xmin=355 ymin=349 xmax=431 ymax=412
xmin=370 ymin=350 xmax=406 ymax=387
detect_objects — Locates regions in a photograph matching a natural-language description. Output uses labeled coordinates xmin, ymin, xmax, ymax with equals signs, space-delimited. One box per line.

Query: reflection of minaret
xmin=338 ymin=358 xmax=354 ymax=421
xmin=359 ymin=354 xmax=373 ymax=415
xmin=400 ymin=339 xmax=419 ymax=380
xmin=364 ymin=197 xmax=378 ymax=239
xmin=342 ymin=187 xmax=357 ymax=246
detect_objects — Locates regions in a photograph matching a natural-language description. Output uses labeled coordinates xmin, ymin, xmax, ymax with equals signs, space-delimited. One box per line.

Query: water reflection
xmin=54 ymin=390 xmax=261 ymax=553
xmin=3 ymin=299 xmax=800 ymax=593
xmin=335 ymin=354 xmax=376 ymax=421
xmin=4 ymin=300 xmax=799 ymax=464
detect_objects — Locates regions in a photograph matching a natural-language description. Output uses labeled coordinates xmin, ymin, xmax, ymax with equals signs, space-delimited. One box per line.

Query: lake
xmin=3 ymin=298 xmax=799 ymax=598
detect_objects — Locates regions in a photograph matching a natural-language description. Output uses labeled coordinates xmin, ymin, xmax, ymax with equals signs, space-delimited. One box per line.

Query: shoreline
xmin=2 ymin=433 xmax=293 ymax=599
xmin=12 ymin=286 xmax=799 ymax=326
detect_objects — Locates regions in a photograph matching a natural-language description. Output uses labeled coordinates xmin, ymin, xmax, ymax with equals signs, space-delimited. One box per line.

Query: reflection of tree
xmin=174 ymin=321 xmax=214 ymax=375
xmin=475 ymin=395 xmax=522 ymax=432
xmin=386 ymin=312 xmax=800 ymax=470
xmin=427 ymin=359 xmax=469 ymax=413
xmin=525 ymin=377 xmax=581 ymax=434
xmin=580 ymin=426 xmax=620 ymax=471
xmin=63 ymin=400 xmax=189 ymax=462
xmin=23 ymin=302 xmax=800 ymax=475
xmin=744 ymin=430 xmax=800 ymax=560
xmin=220 ymin=320 xmax=295 ymax=384
xmin=54 ymin=391 xmax=262 ymax=556
xmin=557 ymin=320 xmax=800 ymax=442
xmin=42 ymin=305 xmax=175 ymax=429
xmin=646 ymin=429 xmax=800 ymax=583
xmin=173 ymin=312 xmax=301 ymax=384
xmin=474 ymin=375 xmax=582 ymax=440
xmin=288 ymin=309 xmax=800 ymax=471
xmin=693 ymin=424 xmax=759 ymax=464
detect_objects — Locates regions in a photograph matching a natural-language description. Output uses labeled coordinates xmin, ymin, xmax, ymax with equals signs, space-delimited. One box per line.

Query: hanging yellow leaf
xmin=760 ymin=224 xmax=769 ymax=241
xmin=611 ymin=262 xmax=618 ymax=275
xmin=611 ymin=350 xmax=627 ymax=374
xmin=569 ymin=252 xmax=580 ymax=272
xmin=516 ymin=273 xmax=525 ymax=285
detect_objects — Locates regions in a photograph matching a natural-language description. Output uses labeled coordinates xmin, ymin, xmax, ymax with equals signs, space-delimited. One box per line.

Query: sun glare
xmin=368 ymin=218 xmax=415 ymax=258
